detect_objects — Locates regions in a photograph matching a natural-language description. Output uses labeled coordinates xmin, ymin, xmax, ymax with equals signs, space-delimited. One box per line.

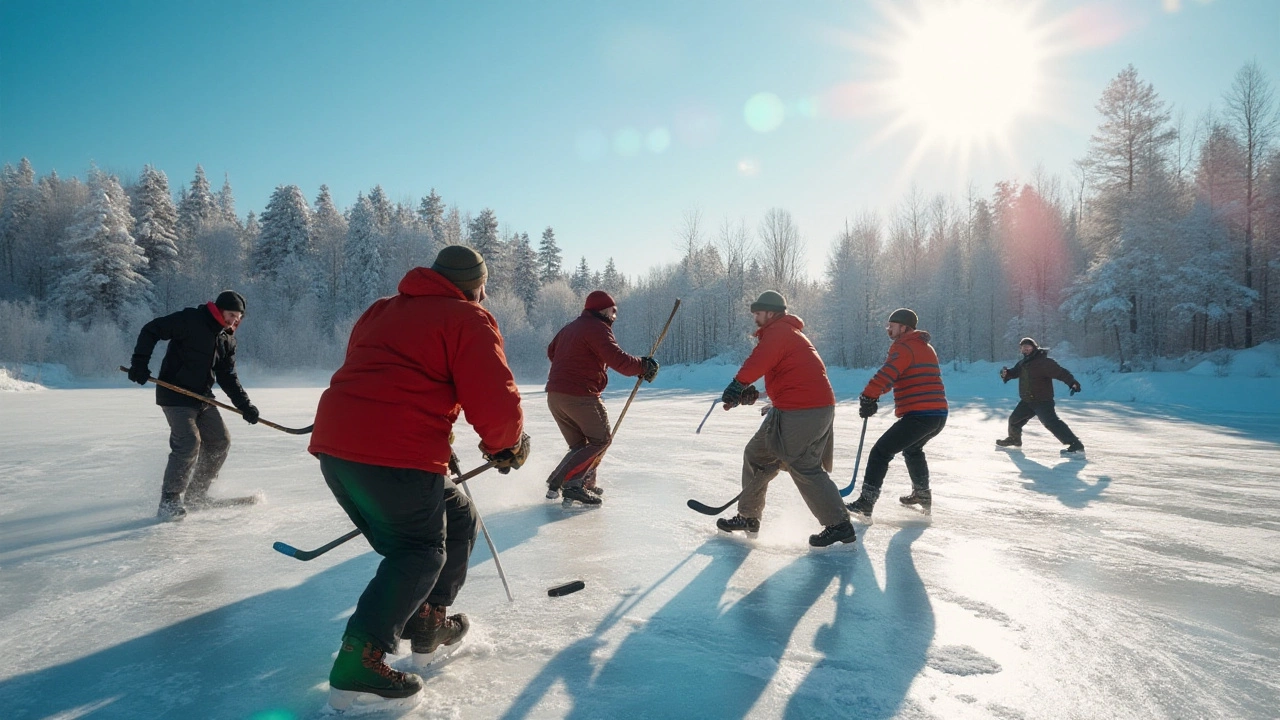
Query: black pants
xmin=862 ymin=414 xmax=947 ymax=494
xmin=319 ymin=454 xmax=478 ymax=653
xmin=1007 ymin=400 xmax=1078 ymax=445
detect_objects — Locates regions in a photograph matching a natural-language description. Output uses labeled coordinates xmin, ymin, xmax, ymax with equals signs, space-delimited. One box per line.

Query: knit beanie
xmin=888 ymin=307 xmax=918 ymax=329
xmin=584 ymin=290 xmax=616 ymax=312
xmin=1020 ymin=337 xmax=1038 ymax=349
xmin=750 ymin=290 xmax=787 ymax=313
xmin=431 ymin=245 xmax=488 ymax=291
xmin=215 ymin=290 xmax=247 ymax=314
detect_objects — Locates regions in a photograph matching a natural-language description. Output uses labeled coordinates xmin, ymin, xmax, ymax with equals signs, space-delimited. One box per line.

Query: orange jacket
xmin=862 ymin=329 xmax=948 ymax=417
xmin=735 ymin=314 xmax=835 ymax=411
xmin=545 ymin=310 xmax=643 ymax=396
xmin=309 ymin=268 xmax=524 ymax=473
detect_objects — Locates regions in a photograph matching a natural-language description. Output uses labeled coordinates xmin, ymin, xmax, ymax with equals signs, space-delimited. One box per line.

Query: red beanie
xmin=584 ymin=290 xmax=616 ymax=312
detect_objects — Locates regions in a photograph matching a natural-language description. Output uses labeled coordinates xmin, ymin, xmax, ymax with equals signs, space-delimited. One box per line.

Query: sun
xmin=879 ymin=0 xmax=1048 ymax=150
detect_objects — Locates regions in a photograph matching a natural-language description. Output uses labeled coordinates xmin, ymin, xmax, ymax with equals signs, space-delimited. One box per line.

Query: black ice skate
xmin=716 ymin=514 xmax=760 ymax=536
xmin=1061 ymin=440 xmax=1085 ymax=456
xmin=845 ymin=496 xmax=875 ymax=520
xmin=156 ymin=494 xmax=186 ymax=522
xmin=899 ymin=488 xmax=932 ymax=514
xmin=995 ymin=437 xmax=1022 ymax=449
xmin=562 ymin=485 xmax=603 ymax=506
xmin=328 ymin=634 xmax=423 ymax=712
xmin=405 ymin=603 xmax=469 ymax=669
xmin=809 ymin=521 xmax=857 ymax=547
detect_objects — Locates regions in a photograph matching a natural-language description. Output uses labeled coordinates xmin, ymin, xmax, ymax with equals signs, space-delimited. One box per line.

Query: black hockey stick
xmin=694 ymin=397 xmax=718 ymax=434
xmin=838 ymin=416 xmax=869 ymax=497
xmin=119 ymin=366 xmax=314 ymax=434
xmin=687 ymin=491 xmax=742 ymax=516
xmin=272 ymin=460 xmax=498 ymax=561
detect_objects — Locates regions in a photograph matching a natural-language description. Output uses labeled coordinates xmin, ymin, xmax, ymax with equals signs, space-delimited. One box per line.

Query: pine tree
xmin=312 ymin=185 xmax=348 ymax=310
xmin=344 ymin=194 xmax=385 ymax=311
xmin=176 ymin=165 xmax=219 ymax=241
xmin=252 ymin=184 xmax=312 ymax=281
xmin=367 ymin=185 xmax=393 ymax=235
xmin=0 ymin=158 xmax=38 ymax=297
xmin=53 ymin=168 xmax=151 ymax=320
xmin=570 ymin=256 xmax=592 ymax=295
xmin=468 ymin=208 xmax=504 ymax=290
xmin=217 ymin=174 xmax=240 ymax=228
xmin=129 ymin=165 xmax=180 ymax=279
xmin=538 ymin=226 xmax=563 ymax=283
xmin=602 ymin=257 xmax=624 ymax=293
xmin=510 ymin=231 xmax=541 ymax=313
xmin=417 ymin=188 xmax=445 ymax=250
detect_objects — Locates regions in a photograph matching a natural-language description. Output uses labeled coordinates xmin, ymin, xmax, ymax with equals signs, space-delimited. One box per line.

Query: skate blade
xmin=561 ymin=497 xmax=602 ymax=509
xmin=408 ymin=640 xmax=464 ymax=671
xmin=326 ymin=686 xmax=422 ymax=714
xmin=546 ymin=489 xmax=560 ymax=500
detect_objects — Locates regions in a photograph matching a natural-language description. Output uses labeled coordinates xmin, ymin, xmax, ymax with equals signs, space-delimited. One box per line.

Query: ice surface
xmin=1 ymin=361 xmax=1278 ymax=719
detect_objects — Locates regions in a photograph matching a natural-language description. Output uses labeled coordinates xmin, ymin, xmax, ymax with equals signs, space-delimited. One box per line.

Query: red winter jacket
xmin=862 ymin=329 xmax=948 ymax=417
xmin=735 ymin=314 xmax=835 ymax=411
xmin=309 ymin=268 xmax=524 ymax=474
xmin=545 ymin=310 xmax=644 ymax=396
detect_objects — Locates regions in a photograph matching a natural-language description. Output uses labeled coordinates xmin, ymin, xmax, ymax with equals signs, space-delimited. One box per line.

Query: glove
xmin=999 ymin=366 xmax=1009 ymax=381
xmin=721 ymin=379 xmax=747 ymax=409
xmin=127 ymin=364 xmax=150 ymax=386
xmin=740 ymin=385 xmax=760 ymax=406
xmin=858 ymin=395 xmax=878 ymax=419
xmin=1069 ymin=382 xmax=1081 ymax=396
xmin=483 ymin=432 xmax=531 ymax=474
xmin=241 ymin=404 xmax=260 ymax=424
xmin=639 ymin=356 xmax=659 ymax=383
xmin=449 ymin=451 xmax=461 ymax=474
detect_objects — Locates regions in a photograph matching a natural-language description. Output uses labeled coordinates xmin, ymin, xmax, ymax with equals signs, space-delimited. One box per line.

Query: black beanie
xmin=1020 ymin=337 xmax=1038 ymax=349
xmin=215 ymin=290 xmax=247 ymax=314
xmin=888 ymin=308 xmax=918 ymax=329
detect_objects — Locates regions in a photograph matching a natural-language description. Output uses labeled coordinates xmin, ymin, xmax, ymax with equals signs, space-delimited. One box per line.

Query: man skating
xmin=128 ymin=290 xmax=260 ymax=521
xmin=996 ymin=337 xmax=1084 ymax=455
xmin=309 ymin=245 xmax=529 ymax=712
xmin=715 ymin=291 xmax=855 ymax=548
xmin=846 ymin=308 xmax=947 ymax=518
xmin=544 ymin=289 xmax=658 ymax=506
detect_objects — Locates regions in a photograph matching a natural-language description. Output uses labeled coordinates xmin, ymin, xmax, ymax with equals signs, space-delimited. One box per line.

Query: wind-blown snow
xmin=0 ymin=354 xmax=1278 ymax=719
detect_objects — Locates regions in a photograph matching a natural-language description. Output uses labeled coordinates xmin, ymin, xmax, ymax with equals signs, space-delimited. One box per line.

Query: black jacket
xmin=131 ymin=305 xmax=252 ymax=410
xmin=1002 ymin=348 xmax=1077 ymax=401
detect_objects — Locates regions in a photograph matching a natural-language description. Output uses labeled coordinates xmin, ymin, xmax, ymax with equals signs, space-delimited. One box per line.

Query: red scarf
xmin=205 ymin=302 xmax=240 ymax=333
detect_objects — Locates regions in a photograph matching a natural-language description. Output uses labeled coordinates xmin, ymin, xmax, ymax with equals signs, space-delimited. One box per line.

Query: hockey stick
xmin=272 ymin=460 xmax=499 ymax=561
xmin=451 ymin=457 xmax=514 ymax=602
xmin=694 ymin=397 xmax=718 ymax=434
xmin=118 ymin=366 xmax=314 ymax=434
xmin=585 ymin=298 xmax=681 ymax=472
xmin=687 ymin=491 xmax=742 ymax=516
xmin=838 ymin=416 xmax=869 ymax=497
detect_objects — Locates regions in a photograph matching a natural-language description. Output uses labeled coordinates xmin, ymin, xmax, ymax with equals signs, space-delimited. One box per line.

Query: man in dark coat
xmin=544 ymin=290 xmax=658 ymax=506
xmin=997 ymin=337 xmax=1085 ymax=454
xmin=129 ymin=290 xmax=259 ymax=521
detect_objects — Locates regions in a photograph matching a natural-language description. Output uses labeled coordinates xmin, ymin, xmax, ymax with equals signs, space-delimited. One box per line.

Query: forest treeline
xmin=1 ymin=62 xmax=1277 ymax=379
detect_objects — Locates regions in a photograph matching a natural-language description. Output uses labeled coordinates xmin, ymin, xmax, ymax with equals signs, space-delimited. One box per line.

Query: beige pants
xmin=738 ymin=405 xmax=847 ymax=527
xmin=545 ymin=392 xmax=611 ymax=490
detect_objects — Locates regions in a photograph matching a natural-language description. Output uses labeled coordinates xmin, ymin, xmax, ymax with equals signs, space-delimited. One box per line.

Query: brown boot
xmin=329 ymin=633 xmax=422 ymax=701
xmin=405 ymin=603 xmax=470 ymax=656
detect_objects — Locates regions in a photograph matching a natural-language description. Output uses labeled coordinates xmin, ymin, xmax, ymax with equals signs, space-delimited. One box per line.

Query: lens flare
xmin=744 ymin=92 xmax=786 ymax=133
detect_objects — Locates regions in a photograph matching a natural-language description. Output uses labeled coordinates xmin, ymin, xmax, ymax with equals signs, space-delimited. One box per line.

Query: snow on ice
xmin=0 ymin=351 xmax=1278 ymax=719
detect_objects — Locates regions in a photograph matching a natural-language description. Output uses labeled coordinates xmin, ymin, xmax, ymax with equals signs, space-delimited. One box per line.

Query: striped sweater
xmin=861 ymin=329 xmax=948 ymax=417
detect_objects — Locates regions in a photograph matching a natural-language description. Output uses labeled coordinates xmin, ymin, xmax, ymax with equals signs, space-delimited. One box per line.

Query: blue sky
xmin=2 ymin=0 xmax=1277 ymax=279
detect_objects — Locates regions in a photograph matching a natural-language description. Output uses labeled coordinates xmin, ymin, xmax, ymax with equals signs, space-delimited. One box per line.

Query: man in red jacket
xmin=544 ymin=290 xmax=658 ymax=506
xmin=715 ymin=291 xmax=855 ymax=548
xmin=846 ymin=308 xmax=948 ymax=518
xmin=309 ymin=245 xmax=529 ymax=712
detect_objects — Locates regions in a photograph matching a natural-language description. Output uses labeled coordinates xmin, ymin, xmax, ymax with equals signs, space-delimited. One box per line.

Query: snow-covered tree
xmin=417 ymin=188 xmax=445 ymax=250
xmin=312 ymin=185 xmax=348 ymax=312
xmin=538 ymin=226 xmax=563 ymax=283
xmin=344 ymin=194 xmax=385 ymax=312
xmin=0 ymin=158 xmax=39 ymax=298
xmin=252 ymin=184 xmax=312 ymax=281
xmin=129 ymin=165 xmax=180 ymax=279
xmin=176 ymin=165 xmax=219 ymax=241
xmin=570 ymin=256 xmax=592 ymax=295
xmin=602 ymin=257 xmax=625 ymax=293
xmin=510 ymin=231 xmax=541 ymax=313
xmin=468 ymin=208 xmax=503 ymax=290
xmin=53 ymin=169 xmax=151 ymax=320
xmin=217 ymin=174 xmax=240 ymax=228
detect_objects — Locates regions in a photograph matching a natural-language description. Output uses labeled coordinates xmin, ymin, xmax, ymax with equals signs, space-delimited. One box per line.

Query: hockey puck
xmin=547 ymin=580 xmax=585 ymax=597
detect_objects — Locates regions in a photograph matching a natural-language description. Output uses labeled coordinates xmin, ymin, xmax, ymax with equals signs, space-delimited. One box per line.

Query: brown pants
xmin=545 ymin=391 xmax=611 ymax=490
xmin=738 ymin=405 xmax=848 ymax=527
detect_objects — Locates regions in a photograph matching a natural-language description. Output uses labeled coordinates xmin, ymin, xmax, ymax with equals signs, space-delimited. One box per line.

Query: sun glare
xmin=887 ymin=1 xmax=1045 ymax=147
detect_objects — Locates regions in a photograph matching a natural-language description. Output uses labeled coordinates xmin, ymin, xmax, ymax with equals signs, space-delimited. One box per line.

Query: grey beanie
xmin=750 ymin=290 xmax=787 ymax=313
xmin=431 ymin=245 xmax=488 ymax=291
xmin=888 ymin=308 xmax=918 ymax=329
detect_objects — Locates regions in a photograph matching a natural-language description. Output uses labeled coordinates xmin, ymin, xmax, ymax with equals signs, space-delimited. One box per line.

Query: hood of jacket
xmin=397 ymin=267 xmax=469 ymax=300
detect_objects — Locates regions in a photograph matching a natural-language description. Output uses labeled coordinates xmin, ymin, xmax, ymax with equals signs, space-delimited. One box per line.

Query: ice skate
xmin=716 ymin=514 xmax=760 ymax=537
xmin=995 ymin=437 xmax=1022 ymax=449
xmin=404 ymin=603 xmax=469 ymax=670
xmin=561 ymin=484 xmax=603 ymax=506
xmin=156 ymin=494 xmax=186 ymax=522
xmin=899 ymin=488 xmax=932 ymax=515
xmin=809 ymin=520 xmax=857 ymax=547
xmin=328 ymin=634 xmax=422 ymax=713
xmin=1061 ymin=440 xmax=1085 ymax=457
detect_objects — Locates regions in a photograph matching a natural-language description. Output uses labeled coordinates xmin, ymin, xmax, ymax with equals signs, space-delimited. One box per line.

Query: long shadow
xmin=785 ymin=526 xmax=933 ymax=719
xmin=0 ymin=501 xmax=145 ymax=557
xmin=1003 ymin=449 xmax=1111 ymax=509
xmin=0 ymin=500 xmax=576 ymax=720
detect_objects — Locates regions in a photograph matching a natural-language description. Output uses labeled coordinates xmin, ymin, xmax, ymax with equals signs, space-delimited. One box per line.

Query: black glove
xmin=740 ymin=385 xmax=760 ymax=406
xmin=1069 ymin=382 xmax=1081 ymax=396
xmin=241 ymin=404 xmax=260 ymax=424
xmin=127 ymin=364 xmax=150 ymax=386
xmin=858 ymin=395 xmax=878 ymax=419
xmin=999 ymin=366 xmax=1009 ymax=382
xmin=484 ymin=432 xmax=531 ymax=474
xmin=640 ymin=356 xmax=659 ymax=383
xmin=722 ymin=379 xmax=747 ymax=409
